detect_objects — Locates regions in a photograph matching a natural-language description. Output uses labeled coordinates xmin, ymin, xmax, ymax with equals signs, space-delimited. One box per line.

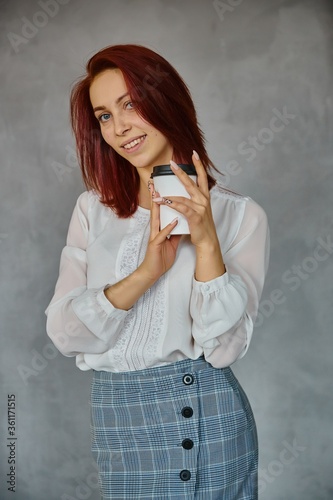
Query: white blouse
xmin=45 ymin=184 xmax=269 ymax=372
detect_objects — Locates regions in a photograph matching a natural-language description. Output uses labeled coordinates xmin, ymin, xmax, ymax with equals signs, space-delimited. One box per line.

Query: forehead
xmin=89 ymin=68 xmax=127 ymax=105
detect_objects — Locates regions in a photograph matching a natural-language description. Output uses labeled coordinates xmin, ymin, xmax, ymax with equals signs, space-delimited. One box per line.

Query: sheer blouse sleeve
xmin=45 ymin=192 xmax=129 ymax=357
xmin=190 ymin=197 xmax=270 ymax=368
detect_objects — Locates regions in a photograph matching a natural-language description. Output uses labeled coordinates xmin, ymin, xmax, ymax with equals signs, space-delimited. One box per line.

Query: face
xmin=89 ymin=69 xmax=173 ymax=174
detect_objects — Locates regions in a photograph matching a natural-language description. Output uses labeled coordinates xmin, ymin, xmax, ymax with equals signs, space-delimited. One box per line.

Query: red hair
xmin=70 ymin=44 xmax=217 ymax=217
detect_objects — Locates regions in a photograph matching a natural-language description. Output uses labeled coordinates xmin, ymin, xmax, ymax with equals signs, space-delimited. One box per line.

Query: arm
xmin=45 ymin=191 xmax=181 ymax=356
xmin=154 ymin=154 xmax=227 ymax=282
xmin=190 ymin=198 xmax=270 ymax=367
xmin=45 ymin=192 xmax=129 ymax=356
xmin=104 ymin=193 xmax=181 ymax=310
xmin=154 ymin=152 xmax=269 ymax=368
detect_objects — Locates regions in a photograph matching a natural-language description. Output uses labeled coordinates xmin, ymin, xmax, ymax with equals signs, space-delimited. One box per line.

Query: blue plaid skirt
xmin=90 ymin=357 xmax=258 ymax=499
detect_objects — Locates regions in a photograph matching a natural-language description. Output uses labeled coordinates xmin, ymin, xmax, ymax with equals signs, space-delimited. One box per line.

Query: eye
xmin=98 ymin=113 xmax=111 ymax=123
xmin=124 ymin=101 xmax=134 ymax=110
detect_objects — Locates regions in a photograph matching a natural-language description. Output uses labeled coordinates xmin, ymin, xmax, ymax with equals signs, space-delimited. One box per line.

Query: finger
xmin=169 ymin=160 xmax=198 ymax=197
xmin=152 ymin=217 xmax=179 ymax=244
xmin=153 ymin=195 xmax=206 ymax=214
xmin=154 ymin=197 xmax=212 ymax=232
xmin=170 ymin=158 xmax=209 ymax=200
xmin=192 ymin=151 xmax=209 ymax=198
xmin=150 ymin=188 xmax=160 ymax=239
xmin=148 ymin=178 xmax=156 ymax=197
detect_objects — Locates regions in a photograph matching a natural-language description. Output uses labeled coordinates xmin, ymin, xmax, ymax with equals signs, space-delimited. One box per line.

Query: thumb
xmin=153 ymin=217 xmax=179 ymax=244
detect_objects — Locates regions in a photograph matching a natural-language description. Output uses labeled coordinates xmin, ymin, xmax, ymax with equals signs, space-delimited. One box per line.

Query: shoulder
xmin=210 ymin=183 xmax=269 ymax=247
xmin=68 ymin=190 xmax=110 ymax=230
xmin=74 ymin=189 xmax=111 ymax=217
xmin=210 ymin=183 xmax=267 ymax=221
xmin=72 ymin=190 xmax=119 ymax=240
xmin=75 ymin=189 xmax=99 ymax=208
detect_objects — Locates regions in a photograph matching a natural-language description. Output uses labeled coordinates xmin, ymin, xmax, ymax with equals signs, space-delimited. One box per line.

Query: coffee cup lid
xmin=151 ymin=164 xmax=196 ymax=177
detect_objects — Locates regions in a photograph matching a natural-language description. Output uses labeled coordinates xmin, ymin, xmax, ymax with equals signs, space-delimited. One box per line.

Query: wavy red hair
xmin=70 ymin=44 xmax=217 ymax=217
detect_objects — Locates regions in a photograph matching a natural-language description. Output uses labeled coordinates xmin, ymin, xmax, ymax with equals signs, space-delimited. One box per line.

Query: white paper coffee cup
xmin=151 ymin=164 xmax=197 ymax=234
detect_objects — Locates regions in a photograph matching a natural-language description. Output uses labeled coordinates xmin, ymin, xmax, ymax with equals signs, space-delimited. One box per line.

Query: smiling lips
xmin=122 ymin=135 xmax=147 ymax=150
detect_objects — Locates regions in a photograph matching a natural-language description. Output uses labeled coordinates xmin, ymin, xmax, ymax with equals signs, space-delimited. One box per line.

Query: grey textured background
xmin=1 ymin=0 xmax=332 ymax=498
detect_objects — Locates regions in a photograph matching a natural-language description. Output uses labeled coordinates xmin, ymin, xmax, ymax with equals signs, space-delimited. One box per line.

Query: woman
xmin=46 ymin=44 xmax=269 ymax=499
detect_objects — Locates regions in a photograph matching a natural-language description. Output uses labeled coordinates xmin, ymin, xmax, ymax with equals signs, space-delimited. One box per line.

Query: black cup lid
xmin=151 ymin=164 xmax=196 ymax=177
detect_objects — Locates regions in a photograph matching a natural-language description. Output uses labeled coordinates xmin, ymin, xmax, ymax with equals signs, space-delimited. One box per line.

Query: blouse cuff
xmin=96 ymin=285 xmax=129 ymax=319
xmin=190 ymin=272 xmax=248 ymax=344
xmin=192 ymin=270 xmax=230 ymax=294
xmin=71 ymin=286 xmax=129 ymax=340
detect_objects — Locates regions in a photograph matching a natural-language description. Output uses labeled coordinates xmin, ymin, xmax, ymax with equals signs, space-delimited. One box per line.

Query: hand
xmin=138 ymin=182 xmax=182 ymax=282
xmin=152 ymin=151 xmax=226 ymax=282
xmin=153 ymin=152 xmax=219 ymax=250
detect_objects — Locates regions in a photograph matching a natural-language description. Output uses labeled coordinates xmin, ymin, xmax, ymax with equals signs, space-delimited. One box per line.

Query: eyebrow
xmin=93 ymin=92 xmax=130 ymax=113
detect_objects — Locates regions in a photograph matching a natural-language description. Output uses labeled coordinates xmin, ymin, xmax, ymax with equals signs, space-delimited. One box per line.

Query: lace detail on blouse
xmin=108 ymin=209 xmax=167 ymax=371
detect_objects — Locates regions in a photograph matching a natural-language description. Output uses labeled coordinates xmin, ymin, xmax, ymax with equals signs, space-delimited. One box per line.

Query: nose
xmin=113 ymin=111 xmax=130 ymax=136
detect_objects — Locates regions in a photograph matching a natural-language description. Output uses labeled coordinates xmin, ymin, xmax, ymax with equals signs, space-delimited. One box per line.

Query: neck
xmin=137 ymin=168 xmax=153 ymax=209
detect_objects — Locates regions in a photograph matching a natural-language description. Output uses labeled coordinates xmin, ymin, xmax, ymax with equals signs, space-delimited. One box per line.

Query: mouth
xmin=121 ymin=135 xmax=147 ymax=152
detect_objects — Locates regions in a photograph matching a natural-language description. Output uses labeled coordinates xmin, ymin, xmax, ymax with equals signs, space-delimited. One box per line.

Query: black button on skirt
xmin=90 ymin=357 xmax=258 ymax=499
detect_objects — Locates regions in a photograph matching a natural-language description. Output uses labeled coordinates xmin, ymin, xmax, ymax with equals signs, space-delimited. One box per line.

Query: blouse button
xmin=182 ymin=374 xmax=194 ymax=385
xmin=179 ymin=469 xmax=191 ymax=481
xmin=181 ymin=407 xmax=193 ymax=418
xmin=182 ymin=438 xmax=194 ymax=450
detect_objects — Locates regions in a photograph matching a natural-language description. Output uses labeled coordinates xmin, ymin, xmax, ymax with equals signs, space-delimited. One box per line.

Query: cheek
xmin=100 ymin=129 xmax=114 ymax=147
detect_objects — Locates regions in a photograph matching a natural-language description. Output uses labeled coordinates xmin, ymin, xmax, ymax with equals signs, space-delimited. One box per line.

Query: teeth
xmin=123 ymin=135 xmax=146 ymax=149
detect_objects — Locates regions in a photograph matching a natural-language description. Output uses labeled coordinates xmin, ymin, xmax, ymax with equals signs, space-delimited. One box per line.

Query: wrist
xmin=136 ymin=262 xmax=161 ymax=286
xmin=195 ymin=237 xmax=221 ymax=256
xmin=195 ymin=238 xmax=226 ymax=282
xmin=104 ymin=266 xmax=158 ymax=311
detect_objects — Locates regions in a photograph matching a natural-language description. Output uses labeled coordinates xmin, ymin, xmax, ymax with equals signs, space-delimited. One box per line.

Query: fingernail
xmin=152 ymin=197 xmax=163 ymax=202
xmin=171 ymin=217 xmax=178 ymax=225
xmin=170 ymin=160 xmax=179 ymax=170
xmin=163 ymin=198 xmax=172 ymax=205
xmin=193 ymin=150 xmax=199 ymax=161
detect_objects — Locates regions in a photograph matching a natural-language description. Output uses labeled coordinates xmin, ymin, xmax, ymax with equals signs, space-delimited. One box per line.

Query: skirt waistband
xmin=92 ymin=357 xmax=230 ymax=393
